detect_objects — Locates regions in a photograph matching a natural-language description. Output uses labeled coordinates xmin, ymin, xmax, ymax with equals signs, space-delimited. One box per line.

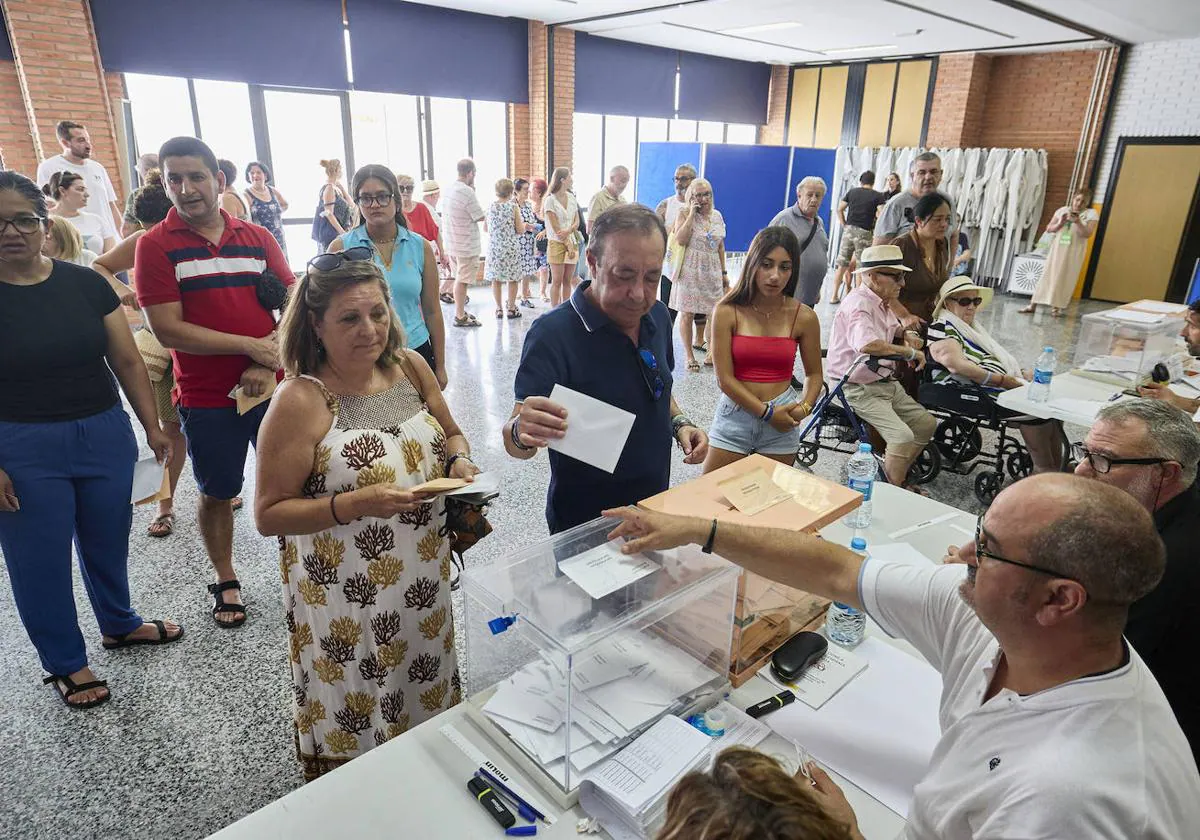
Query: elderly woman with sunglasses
xmin=329 ymin=164 xmax=447 ymax=389
xmin=255 ymin=249 xmax=477 ymax=780
xmin=927 ymin=276 xmax=1065 ymax=472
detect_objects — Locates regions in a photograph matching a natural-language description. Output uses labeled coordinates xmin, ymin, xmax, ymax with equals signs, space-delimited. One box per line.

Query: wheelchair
xmin=916 ymin=367 xmax=1035 ymax=504
xmin=794 ymin=354 xmax=941 ymax=486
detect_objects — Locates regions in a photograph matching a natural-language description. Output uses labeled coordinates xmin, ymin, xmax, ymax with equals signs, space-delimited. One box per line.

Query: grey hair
xmin=1096 ymin=398 xmax=1200 ymax=486
xmin=1026 ymin=478 xmax=1164 ymax=610
xmin=911 ymin=151 xmax=941 ymax=171
xmin=796 ymin=176 xmax=827 ymax=194
xmin=609 ymin=165 xmax=630 ymax=177
xmin=675 ymin=163 xmax=698 ymax=177
xmin=588 ymin=202 xmax=667 ymax=262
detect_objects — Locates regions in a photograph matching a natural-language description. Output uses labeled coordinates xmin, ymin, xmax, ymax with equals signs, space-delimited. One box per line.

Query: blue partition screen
xmin=788 ymin=148 xmax=838 ymax=234
xmin=635 ymin=143 xmax=701 ymax=209
xmin=703 ymin=145 xmax=793 ymax=253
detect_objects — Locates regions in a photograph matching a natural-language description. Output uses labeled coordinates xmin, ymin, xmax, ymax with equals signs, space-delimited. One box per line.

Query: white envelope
xmin=546 ymin=384 xmax=636 ymax=474
xmin=130 ymin=457 xmax=166 ymax=504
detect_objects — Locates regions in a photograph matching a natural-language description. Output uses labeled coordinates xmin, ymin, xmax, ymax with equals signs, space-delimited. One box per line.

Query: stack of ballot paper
xmin=577 ymin=704 xmax=771 ymax=840
xmin=480 ymin=629 xmax=725 ymax=783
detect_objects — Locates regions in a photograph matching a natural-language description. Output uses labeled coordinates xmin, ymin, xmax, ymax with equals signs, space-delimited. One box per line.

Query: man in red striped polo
xmin=136 ymin=136 xmax=293 ymax=629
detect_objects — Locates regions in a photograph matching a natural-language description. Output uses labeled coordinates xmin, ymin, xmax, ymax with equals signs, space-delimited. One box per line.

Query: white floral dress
xmin=669 ymin=209 xmax=726 ymax=314
xmin=485 ymin=200 xmax=522 ymax=283
xmin=281 ymin=373 xmax=459 ymax=781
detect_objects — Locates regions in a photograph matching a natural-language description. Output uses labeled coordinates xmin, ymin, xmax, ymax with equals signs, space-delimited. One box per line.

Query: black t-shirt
xmin=0 ymin=260 xmax=121 ymax=423
xmin=843 ymin=187 xmax=887 ymax=230
xmin=1125 ymin=483 xmax=1200 ymax=762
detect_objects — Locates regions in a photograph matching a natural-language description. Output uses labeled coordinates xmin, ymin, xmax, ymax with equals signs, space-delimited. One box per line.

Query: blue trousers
xmin=0 ymin=404 xmax=143 ymax=676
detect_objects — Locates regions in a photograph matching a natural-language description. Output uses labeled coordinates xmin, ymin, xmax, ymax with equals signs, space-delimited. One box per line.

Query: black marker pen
xmin=468 ymin=776 xmax=516 ymax=828
xmin=746 ymin=689 xmax=796 ymax=719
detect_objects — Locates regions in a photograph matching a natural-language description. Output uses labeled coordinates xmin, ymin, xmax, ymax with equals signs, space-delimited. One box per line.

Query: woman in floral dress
xmin=670 ymin=177 xmax=727 ymax=372
xmin=485 ymin=178 xmax=527 ymax=319
xmin=255 ymin=255 xmax=479 ymax=781
xmin=514 ymin=178 xmax=539 ymax=309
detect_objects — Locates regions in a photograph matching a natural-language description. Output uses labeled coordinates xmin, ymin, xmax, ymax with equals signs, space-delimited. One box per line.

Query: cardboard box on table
xmin=639 ymin=454 xmax=861 ymax=687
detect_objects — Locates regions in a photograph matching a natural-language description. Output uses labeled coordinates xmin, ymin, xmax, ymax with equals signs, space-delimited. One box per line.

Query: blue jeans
xmin=0 ymin=404 xmax=143 ymax=675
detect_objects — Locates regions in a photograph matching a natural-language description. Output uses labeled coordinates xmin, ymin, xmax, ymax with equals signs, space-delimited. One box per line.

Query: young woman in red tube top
xmin=703 ymin=226 xmax=824 ymax=474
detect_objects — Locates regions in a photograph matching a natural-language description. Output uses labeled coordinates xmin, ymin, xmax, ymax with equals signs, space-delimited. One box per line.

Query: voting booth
xmin=1072 ymin=301 xmax=1188 ymax=386
xmin=461 ymin=518 xmax=740 ymax=806
xmin=641 ymin=455 xmax=861 ymax=687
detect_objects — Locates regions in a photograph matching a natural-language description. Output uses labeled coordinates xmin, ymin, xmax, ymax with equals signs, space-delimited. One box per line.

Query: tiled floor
xmin=0 ymin=278 xmax=1110 ymax=838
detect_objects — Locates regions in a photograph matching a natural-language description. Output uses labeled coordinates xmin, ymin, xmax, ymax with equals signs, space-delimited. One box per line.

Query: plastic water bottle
xmin=826 ymin=539 xmax=868 ymax=647
xmin=1030 ymin=346 xmax=1056 ymax=403
xmin=844 ymin=443 xmax=876 ymax=528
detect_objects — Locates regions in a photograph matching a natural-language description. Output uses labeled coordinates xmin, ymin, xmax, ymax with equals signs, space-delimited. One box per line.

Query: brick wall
xmin=507 ymin=102 xmax=531 ymax=180
xmin=978 ymin=49 xmax=1108 ymax=230
xmin=926 ymin=53 xmax=991 ymax=148
xmin=761 ymin=64 xmax=789 ymax=146
xmin=522 ymin=20 xmax=573 ymax=181
xmin=1094 ymin=36 xmax=1200 ymax=201
xmin=0 ymin=60 xmax=37 ymax=175
xmin=550 ymin=26 xmax=573 ymax=172
xmin=3 ymin=0 xmax=124 ymax=198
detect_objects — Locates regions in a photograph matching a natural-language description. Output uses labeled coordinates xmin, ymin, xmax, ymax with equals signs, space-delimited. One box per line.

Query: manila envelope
xmin=229 ymin=379 xmax=277 ymax=415
xmin=411 ymin=477 xmax=471 ymax=495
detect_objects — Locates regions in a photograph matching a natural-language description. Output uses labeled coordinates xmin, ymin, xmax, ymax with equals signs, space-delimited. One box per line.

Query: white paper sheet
xmin=585 ymin=715 xmax=711 ymax=812
xmin=1048 ymin=396 xmax=1107 ymax=422
xmin=765 ymin=644 xmax=869 ymax=709
xmin=763 ymin=636 xmax=942 ymax=818
xmin=442 ymin=470 xmax=500 ymax=498
xmin=130 ymin=456 xmax=165 ymax=504
xmin=1125 ymin=300 xmax=1186 ymax=314
xmin=546 ymin=384 xmax=636 ymax=473
xmin=558 ymin=540 xmax=660 ymax=600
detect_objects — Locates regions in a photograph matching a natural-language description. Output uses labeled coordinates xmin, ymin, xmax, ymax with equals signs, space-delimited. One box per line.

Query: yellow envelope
xmin=231 ymin=378 xmax=277 ymax=415
xmin=411 ymin=477 xmax=470 ymax=495
xmin=717 ymin=468 xmax=792 ymax=516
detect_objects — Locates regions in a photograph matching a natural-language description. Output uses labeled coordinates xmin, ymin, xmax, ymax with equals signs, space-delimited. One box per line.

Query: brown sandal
xmin=147 ymin=512 xmax=175 ymax=538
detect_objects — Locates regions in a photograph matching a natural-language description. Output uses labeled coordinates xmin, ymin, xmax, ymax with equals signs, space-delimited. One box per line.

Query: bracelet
xmin=671 ymin=414 xmax=695 ymax=438
xmin=763 ymin=403 xmax=775 ymax=423
xmin=330 ymin=490 xmax=349 ymax=526
xmin=760 ymin=403 xmax=771 ymax=420
xmin=905 ymin=346 xmax=916 ymax=361
xmin=798 ymin=401 xmax=812 ymax=416
xmin=701 ymin=518 xmax=718 ymax=554
xmin=509 ymin=416 xmax=534 ymax=452
xmin=446 ymin=452 xmax=473 ymax=473
xmin=981 ymin=372 xmax=993 ymax=387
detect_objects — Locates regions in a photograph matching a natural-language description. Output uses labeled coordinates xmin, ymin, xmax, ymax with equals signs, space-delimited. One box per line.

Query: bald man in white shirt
xmin=605 ymin=474 xmax=1200 ymax=840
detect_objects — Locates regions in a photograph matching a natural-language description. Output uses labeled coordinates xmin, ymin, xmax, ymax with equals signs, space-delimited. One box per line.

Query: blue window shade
xmin=348 ymin=0 xmax=527 ymax=103
xmin=575 ymin=33 xmax=676 ymax=118
xmin=91 ymin=0 xmax=346 ymax=89
xmin=677 ymin=52 xmax=770 ymax=125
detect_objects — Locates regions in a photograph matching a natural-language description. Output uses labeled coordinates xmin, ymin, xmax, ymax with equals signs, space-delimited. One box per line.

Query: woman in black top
xmin=0 ymin=171 xmax=182 ymax=709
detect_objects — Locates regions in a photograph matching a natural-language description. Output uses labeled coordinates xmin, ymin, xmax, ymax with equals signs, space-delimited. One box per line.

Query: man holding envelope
xmin=136 ymin=136 xmax=293 ymax=628
xmin=505 ymin=203 xmax=708 ymax=533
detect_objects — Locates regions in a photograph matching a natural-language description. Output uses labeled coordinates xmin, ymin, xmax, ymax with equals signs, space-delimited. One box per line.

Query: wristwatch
xmin=671 ymin=414 xmax=696 ymax=440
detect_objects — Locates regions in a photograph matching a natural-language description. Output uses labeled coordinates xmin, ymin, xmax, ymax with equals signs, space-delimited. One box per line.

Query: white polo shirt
xmin=859 ymin=560 xmax=1200 ymax=840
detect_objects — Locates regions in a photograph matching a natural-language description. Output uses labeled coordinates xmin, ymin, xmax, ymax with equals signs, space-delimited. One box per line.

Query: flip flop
xmin=102 ymin=619 xmax=185 ymax=650
xmin=43 ymin=673 xmax=110 ymax=709
xmin=147 ymin=512 xmax=174 ymax=538
xmin=686 ymin=360 xmax=701 ymax=373
xmin=439 ymin=293 xmax=454 ymax=304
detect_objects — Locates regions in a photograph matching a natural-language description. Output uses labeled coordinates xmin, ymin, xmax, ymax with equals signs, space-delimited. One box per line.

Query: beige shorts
xmin=843 ymin=380 xmax=935 ymax=459
xmin=547 ymin=238 xmax=579 ymax=265
xmin=450 ymin=255 xmax=480 ymax=285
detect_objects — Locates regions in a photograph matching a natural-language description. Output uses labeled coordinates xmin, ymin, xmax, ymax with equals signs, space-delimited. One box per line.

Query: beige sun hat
xmin=934 ymin=275 xmax=993 ymax=318
xmin=852 ymin=244 xmax=914 ymax=274
xmin=420 ymin=179 xmax=440 ymax=195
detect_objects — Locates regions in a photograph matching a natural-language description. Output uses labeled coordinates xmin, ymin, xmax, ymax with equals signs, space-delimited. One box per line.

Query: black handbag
xmin=440 ymin=495 xmax=494 ymax=590
xmin=256 ymin=269 xmax=289 ymax=313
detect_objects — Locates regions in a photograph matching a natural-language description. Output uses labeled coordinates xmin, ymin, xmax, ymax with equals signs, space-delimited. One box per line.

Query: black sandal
xmin=102 ymin=619 xmax=185 ymax=650
xmin=207 ymin=579 xmax=247 ymax=628
xmin=43 ymin=673 xmax=110 ymax=709
xmin=507 ymin=306 xmax=522 ymax=319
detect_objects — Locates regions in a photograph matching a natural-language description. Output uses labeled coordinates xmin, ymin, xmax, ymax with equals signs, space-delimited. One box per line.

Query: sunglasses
xmin=638 ymin=348 xmax=665 ymax=401
xmin=875 ymin=270 xmax=905 ymax=279
xmin=949 ymin=296 xmax=984 ymax=307
xmin=308 ymin=245 xmax=374 ymax=272
xmin=397 ymin=185 xmax=414 ymax=194
xmin=974 ymin=515 xmax=1079 ymax=582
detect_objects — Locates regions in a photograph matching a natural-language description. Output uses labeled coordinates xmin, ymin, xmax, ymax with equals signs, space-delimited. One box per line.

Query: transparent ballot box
xmin=1073 ymin=308 xmax=1185 ymax=384
xmin=460 ymin=517 xmax=739 ymax=806
xmin=639 ymin=454 xmax=861 ymax=687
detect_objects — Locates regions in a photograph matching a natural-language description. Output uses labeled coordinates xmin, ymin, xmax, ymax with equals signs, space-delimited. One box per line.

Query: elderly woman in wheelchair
xmin=925 ymin=276 xmax=1065 ymax=475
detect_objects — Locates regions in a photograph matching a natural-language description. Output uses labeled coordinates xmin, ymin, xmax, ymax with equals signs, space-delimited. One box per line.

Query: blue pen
xmin=477 ymin=769 xmax=542 ymax=823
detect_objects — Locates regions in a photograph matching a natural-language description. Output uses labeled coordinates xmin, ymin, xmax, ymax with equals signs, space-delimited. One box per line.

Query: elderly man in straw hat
xmin=826 ymin=244 xmax=936 ymax=489
xmin=926 ymin=275 xmax=1066 ymax=472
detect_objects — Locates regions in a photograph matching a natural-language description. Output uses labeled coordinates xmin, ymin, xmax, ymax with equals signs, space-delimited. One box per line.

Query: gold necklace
xmin=751 ymin=299 xmax=784 ymax=320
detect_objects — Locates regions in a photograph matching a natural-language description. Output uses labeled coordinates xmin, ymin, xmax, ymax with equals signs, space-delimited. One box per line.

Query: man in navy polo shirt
xmin=505 ymin=203 xmax=708 ymax=533
xmin=136 ymin=136 xmax=292 ymax=628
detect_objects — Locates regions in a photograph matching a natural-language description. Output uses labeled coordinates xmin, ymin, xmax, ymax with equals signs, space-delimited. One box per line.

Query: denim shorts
xmin=708 ymin=386 xmax=802 ymax=456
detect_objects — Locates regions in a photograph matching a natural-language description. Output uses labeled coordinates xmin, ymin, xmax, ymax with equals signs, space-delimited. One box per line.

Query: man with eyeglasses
xmin=135 ymin=136 xmax=293 ymax=628
xmin=656 ymin=164 xmax=697 ymax=321
xmin=603 ymin=473 xmax=1200 ymax=838
xmin=1073 ymin=399 xmax=1200 ymax=760
xmin=825 ymin=245 xmax=936 ymax=489
xmin=873 ymin=152 xmax=957 ymax=245
xmin=505 ymin=203 xmax=708 ymax=534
